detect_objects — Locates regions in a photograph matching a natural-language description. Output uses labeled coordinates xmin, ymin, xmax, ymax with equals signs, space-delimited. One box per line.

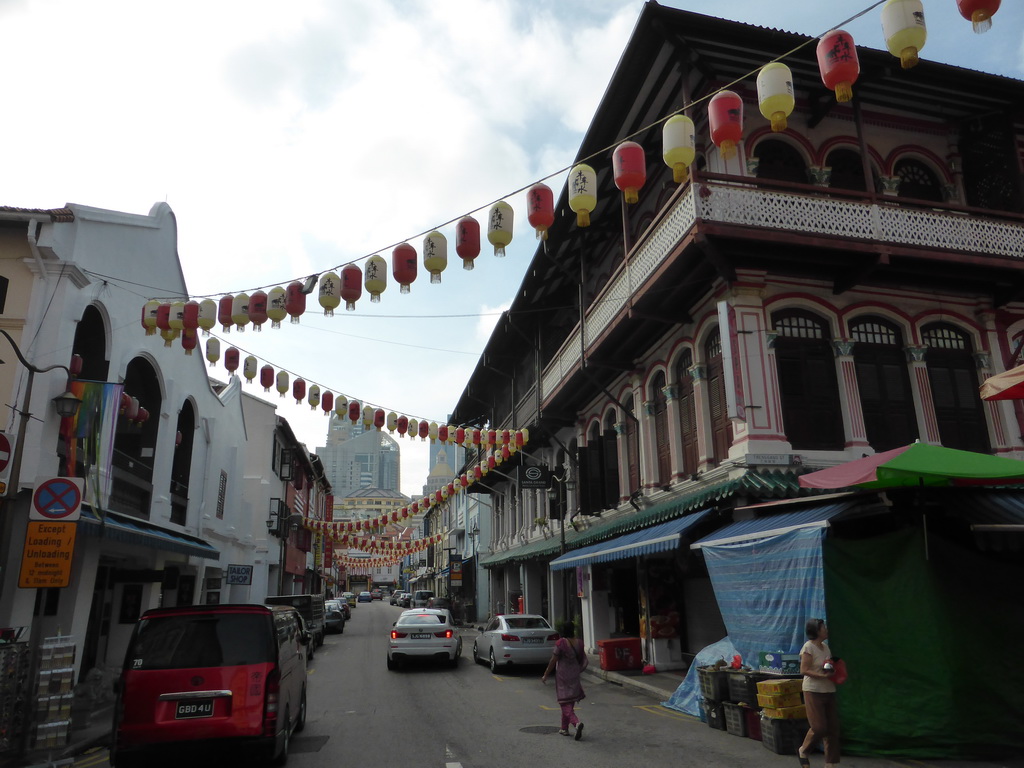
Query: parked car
xmin=111 ymin=604 xmax=308 ymax=768
xmin=324 ymin=600 xmax=346 ymax=634
xmin=357 ymin=591 xmax=373 ymax=603
xmin=411 ymin=590 xmax=434 ymax=608
xmin=473 ymin=614 xmax=559 ymax=672
xmin=337 ymin=600 xmax=352 ymax=620
xmin=265 ymin=594 xmax=326 ymax=648
xmin=389 ymin=592 xmax=402 ymax=606
xmin=397 ymin=592 xmax=411 ymax=608
xmin=341 ymin=592 xmax=357 ymax=608
xmin=370 ymin=589 xmax=383 ymax=600
xmin=427 ymin=596 xmax=451 ymax=610
xmin=387 ymin=608 xmax=461 ymax=670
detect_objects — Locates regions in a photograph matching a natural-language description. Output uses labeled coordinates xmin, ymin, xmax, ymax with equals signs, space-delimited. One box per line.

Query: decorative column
xmin=880 ymin=176 xmax=901 ymax=197
xmin=614 ymin=420 xmax=629 ymax=503
xmin=662 ymin=383 xmax=687 ymax=483
xmin=689 ymin=364 xmax=715 ymax=472
xmin=809 ymin=166 xmax=832 ymax=187
xmin=905 ymin=345 xmax=942 ymax=444
xmin=974 ymin=350 xmax=1008 ymax=450
xmin=642 ymin=398 xmax=658 ymax=491
xmin=832 ymin=339 xmax=870 ymax=451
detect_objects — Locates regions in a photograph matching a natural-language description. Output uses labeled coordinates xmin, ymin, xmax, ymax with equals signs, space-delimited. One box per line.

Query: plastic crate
xmin=596 ymin=638 xmax=642 ymax=671
xmin=723 ymin=702 xmax=748 ymax=737
xmin=704 ymin=699 xmax=726 ymax=731
xmin=745 ymin=707 xmax=763 ymax=741
xmin=697 ymin=666 xmax=730 ymax=701
xmin=761 ymin=716 xmax=808 ymax=755
xmin=727 ymin=671 xmax=771 ymax=706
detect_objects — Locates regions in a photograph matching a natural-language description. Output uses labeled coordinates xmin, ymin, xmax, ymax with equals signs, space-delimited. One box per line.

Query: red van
xmin=111 ymin=604 xmax=308 ymax=767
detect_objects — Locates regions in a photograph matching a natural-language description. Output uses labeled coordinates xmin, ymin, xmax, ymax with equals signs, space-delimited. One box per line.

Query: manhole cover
xmin=290 ymin=735 xmax=330 ymax=753
xmin=520 ymin=725 xmax=562 ymax=735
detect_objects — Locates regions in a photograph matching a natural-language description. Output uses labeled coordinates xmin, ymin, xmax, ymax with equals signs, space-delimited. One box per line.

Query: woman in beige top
xmin=799 ymin=618 xmax=839 ymax=768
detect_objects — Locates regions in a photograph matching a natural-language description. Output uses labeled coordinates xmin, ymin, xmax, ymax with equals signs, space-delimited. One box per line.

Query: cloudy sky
xmin=3 ymin=0 xmax=1022 ymax=497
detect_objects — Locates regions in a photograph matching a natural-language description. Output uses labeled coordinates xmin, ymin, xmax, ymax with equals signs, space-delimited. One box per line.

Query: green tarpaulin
xmin=825 ymin=527 xmax=1024 ymax=759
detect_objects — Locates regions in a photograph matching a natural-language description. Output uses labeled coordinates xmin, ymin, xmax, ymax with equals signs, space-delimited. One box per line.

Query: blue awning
xmin=549 ymin=509 xmax=713 ymax=571
xmin=690 ymin=501 xmax=855 ymax=549
xmin=78 ymin=508 xmax=220 ymax=560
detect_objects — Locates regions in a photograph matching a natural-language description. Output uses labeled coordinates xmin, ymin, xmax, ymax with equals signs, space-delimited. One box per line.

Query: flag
xmin=63 ymin=380 xmax=123 ymax=514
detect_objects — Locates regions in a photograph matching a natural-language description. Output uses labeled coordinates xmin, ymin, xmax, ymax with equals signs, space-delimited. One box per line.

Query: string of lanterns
xmin=139 ymin=0 xmax=997 ymax=327
xmin=321 ymin=532 xmax=443 ymax=555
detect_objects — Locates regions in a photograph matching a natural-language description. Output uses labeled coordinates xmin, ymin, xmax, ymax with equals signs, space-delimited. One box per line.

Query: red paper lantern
xmin=224 ymin=347 xmax=240 ymax=373
xmin=708 ymin=91 xmax=744 ymax=160
xmin=120 ymin=391 xmax=131 ymax=414
xmin=180 ymin=329 xmax=198 ymax=356
xmin=502 ymin=445 xmax=511 ymax=461
xmin=613 ymin=141 xmax=647 ymax=204
xmin=471 ymin=429 xmax=481 ymax=445
xmin=182 ymin=301 xmax=200 ymax=332
xmin=348 ymin=400 xmax=360 ymax=424
xmin=374 ymin=408 xmax=386 ymax=431
xmin=438 ymin=424 xmax=449 ymax=443
xmin=293 ymin=378 xmax=306 ymax=404
xmin=136 ymin=406 xmax=150 ymax=425
xmin=418 ymin=420 xmax=429 ymax=441
xmin=397 ymin=415 xmax=409 ymax=437
xmin=282 ymin=281 xmax=303 ymax=324
xmin=392 ymin=244 xmax=417 ymax=294
xmin=218 ymin=295 xmax=233 ymax=332
xmin=455 ymin=216 xmax=480 ymax=270
xmin=249 ymin=291 xmax=268 ymax=331
xmin=455 ymin=427 xmax=466 ymax=445
xmin=486 ymin=429 xmax=497 ymax=447
xmin=321 ymin=391 xmax=334 ymax=416
xmin=816 ymin=29 xmax=860 ymax=103
xmin=527 ymin=183 xmax=555 ymax=240
xmin=957 ymin=0 xmax=1000 ymax=32
xmin=69 ymin=354 xmax=83 ymax=377
xmin=260 ymin=365 xmax=274 ymax=392
xmin=156 ymin=303 xmax=172 ymax=332
xmin=341 ymin=264 xmax=362 ymax=311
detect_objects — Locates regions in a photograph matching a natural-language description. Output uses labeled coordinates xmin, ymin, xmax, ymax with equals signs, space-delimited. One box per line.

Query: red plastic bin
xmin=596 ymin=638 xmax=642 ymax=671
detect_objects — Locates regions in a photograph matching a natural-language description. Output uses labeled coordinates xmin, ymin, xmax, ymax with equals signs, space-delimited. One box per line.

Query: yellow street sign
xmin=19 ymin=521 xmax=77 ymax=588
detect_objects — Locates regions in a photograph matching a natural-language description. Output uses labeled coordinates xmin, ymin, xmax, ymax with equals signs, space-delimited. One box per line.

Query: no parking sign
xmin=30 ymin=477 xmax=84 ymax=522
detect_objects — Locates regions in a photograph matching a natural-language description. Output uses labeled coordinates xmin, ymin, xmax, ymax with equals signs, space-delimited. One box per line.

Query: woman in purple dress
xmin=541 ymin=621 xmax=588 ymax=740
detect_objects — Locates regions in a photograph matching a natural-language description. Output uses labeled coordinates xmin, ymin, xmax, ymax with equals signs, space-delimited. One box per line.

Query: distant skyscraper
xmin=317 ymin=414 xmax=401 ymax=499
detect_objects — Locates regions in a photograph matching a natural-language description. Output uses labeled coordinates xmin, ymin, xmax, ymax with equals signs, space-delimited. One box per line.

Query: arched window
xmin=851 ymin=317 xmax=917 ymax=451
xmin=580 ymin=422 xmax=604 ymax=516
xmin=170 ymin=400 xmax=196 ymax=525
xmin=651 ymin=372 xmax=671 ymax=487
xmin=773 ymin=310 xmax=844 ymax=450
xmin=705 ymin=331 xmax=733 ymax=464
xmin=895 ymin=158 xmax=943 ymax=202
xmin=922 ymin=324 xmax=989 ymax=452
xmin=602 ymin=410 xmax=619 ymax=508
xmin=755 ymin=139 xmax=808 ymax=184
xmin=826 ymin=148 xmax=882 ymax=193
xmin=675 ymin=349 xmax=698 ymax=475
xmin=113 ymin=357 xmax=164 ymax=519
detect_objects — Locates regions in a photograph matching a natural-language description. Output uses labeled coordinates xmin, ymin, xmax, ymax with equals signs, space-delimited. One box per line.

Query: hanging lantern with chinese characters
xmin=408 ymin=418 xmax=419 ymax=439
xmin=264 ymin=287 xmax=286 ymax=328
xmin=455 ymin=216 xmax=480 ymax=270
xmin=293 ymin=378 xmax=306 ymax=404
xmin=526 ymin=183 xmax=554 ymax=240
xmin=362 ymin=404 xmax=374 ymax=430
xmin=568 ymin=163 xmax=597 ymax=227
xmin=428 ymin=422 xmax=438 ymax=443
xmin=142 ymin=300 xmax=160 ymax=335
xmin=708 ymin=90 xmax=744 ymax=160
xmin=392 ymin=243 xmax=417 ymax=294
xmin=319 ymin=272 xmax=341 ymax=316
xmin=182 ymin=301 xmax=200 ymax=334
xmin=180 ymin=329 xmax=198 ymax=356
xmin=397 ymin=415 xmax=409 ymax=438
xmin=374 ymin=408 xmax=386 ymax=430
xmin=168 ymin=301 xmax=185 ymax=333
xmin=243 ymin=355 xmax=257 ymax=384
xmin=756 ymin=62 xmax=795 ymax=132
xmin=348 ymin=400 xmax=361 ymax=424
xmin=423 ymin=231 xmax=447 ymax=284
xmin=224 ymin=346 xmax=239 ymax=374
xmin=816 ymin=29 xmax=860 ymax=103
xmin=612 ymin=141 xmax=647 ymax=204
xmin=387 ymin=412 xmax=398 ymax=433
xmin=881 ymin=0 xmax=926 ymax=69
xmin=231 ymin=292 xmax=250 ymax=332
xmin=663 ymin=115 xmax=696 ymax=183
xmin=341 ymin=264 xmax=362 ymax=311
xmin=957 ymin=0 xmax=1000 ymax=33
xmin=249 ymin=291 xmax=268 ymax=331
xmin=276 ymin=370 xmax=290 ymax=398
xmin=438 ymin=424 xmax=449 ymax=444
xmin=286 ymin=281 xmax=306 ymax=324
xmin=334 ymin=395 xmax=347 ymax=419
xmin=198 ymin=299 xmax=217 ymax=335
xmin=218 ymin=295 xmax=234 ymax=332
xmin=260 ymin=365 xmax=274 ymax=392
xmin=321 ymin=391 xmax=334 ymax=416
xmin=308 ymin=385 xmax=321 ymax=410
xmin=156 ymin=303 xmax=172 ymax=335
xmin=159 ymin=327 xmax=179 ymax=348
xmin=487 ymin=201 xmax=513 ymax=257
xmin=364 ymin=255 xmax=387 ymax=302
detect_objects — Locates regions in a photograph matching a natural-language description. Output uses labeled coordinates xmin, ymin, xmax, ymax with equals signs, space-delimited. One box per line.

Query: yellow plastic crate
xmin=756 ymin=691 xmax=803 ymax=708
xmin=756 ymin=677 xmax=802 ymax=696
xmin=763 ymin=704 xmax=807 ymax=720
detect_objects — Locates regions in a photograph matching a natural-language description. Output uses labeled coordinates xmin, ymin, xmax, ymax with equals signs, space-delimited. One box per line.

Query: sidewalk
xmin=582 ymin=655 xmax=688 ymax=704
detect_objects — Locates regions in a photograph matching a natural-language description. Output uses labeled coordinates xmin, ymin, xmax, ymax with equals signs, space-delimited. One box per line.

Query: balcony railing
xmin=541 ymin=177 xmax=1024 ymax=404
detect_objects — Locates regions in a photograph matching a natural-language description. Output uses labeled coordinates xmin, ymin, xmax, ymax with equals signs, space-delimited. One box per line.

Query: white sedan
xmin=473 ymin=614 xmax=560 ymax=672
xmin=387 ymin=609 xmax=462 ymax=669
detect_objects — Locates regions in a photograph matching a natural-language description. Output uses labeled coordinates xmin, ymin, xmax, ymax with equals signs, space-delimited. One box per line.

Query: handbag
xmin=830 ymin=657 xmax=848 ymax=685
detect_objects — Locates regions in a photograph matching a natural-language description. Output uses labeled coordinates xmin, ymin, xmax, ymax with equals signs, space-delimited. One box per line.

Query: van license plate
xmin=175 ymin=700 xmax=214 ymax=719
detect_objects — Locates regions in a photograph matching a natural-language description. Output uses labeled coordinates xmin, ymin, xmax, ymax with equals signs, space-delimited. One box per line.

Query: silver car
xmin=387 ymin=609 xmax=462 ymax=670
xmin=473 ymin=614 xmax=559 ymax=672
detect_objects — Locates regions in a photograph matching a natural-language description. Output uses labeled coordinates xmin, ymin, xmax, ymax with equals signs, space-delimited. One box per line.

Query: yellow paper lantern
xmin=882 ymin=0 xmax=926 ymax=69
xmin=318 ymin=272 xmax=341 ymax=316
xmin=205 ymin=337 xmax=220 ymax=368
xmin=487 ymin=201 xmax=514 ymax=257
xmin=243 ymin=355 xmax=258 ymax=383
xmin=423 ymin=231 xmax=447 ymax=284
xmin=364 ymin=254 xmax=387 ymax=303
xmin=756 ymin=62 xmax=795 ymax=133
xmin=568 ymin=163 xmax=597 ymax=227
xmin=142 ymin=299 xmax=160 ymax=335
xmin=308 ymin=385 xmax=321 ymax=410
xmin=276 ymin=370 xmax=289 ymax=398
xmin=231 ymin=292 xmax=250 ymax=332
xmin=197 ymin=299 xmax=217 ymax=335
xmin=168 ymin=301 xmax=186 ymax=332
xmin=267 ymin=287 xmax=287 ymax=328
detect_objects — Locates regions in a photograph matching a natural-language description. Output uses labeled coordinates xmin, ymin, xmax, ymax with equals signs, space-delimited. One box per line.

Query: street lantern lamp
xmin=51 ymin=390 xmax=82 ymax=419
